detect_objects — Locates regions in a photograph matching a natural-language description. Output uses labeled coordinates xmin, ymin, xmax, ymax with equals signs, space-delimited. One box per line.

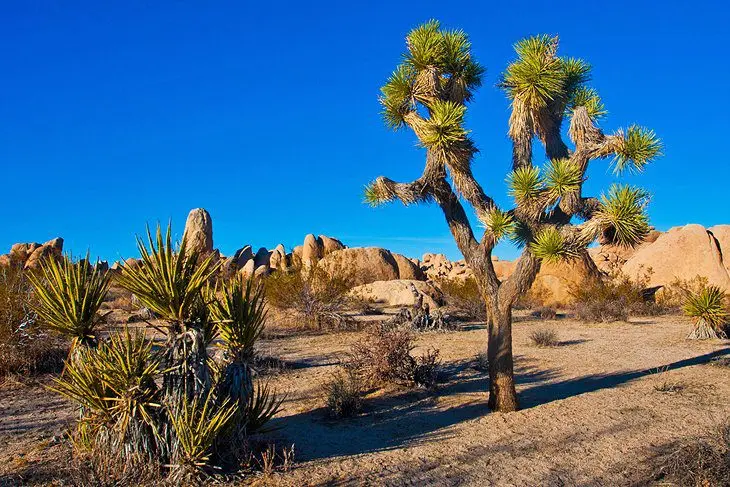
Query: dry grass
xmin=529 ymin=328 xmax=559 ymax=347
xmin=264 ymin=266 xmax=356 ymax=330
xmin=438 ymin=277 xmax=485 ymax=321
xmin=571 ymin=270 xmax=667 ymax=322
xmin=0 ymin=265 xmax=68 ymax=378
xmin=322 ymin=367 xmax=362 ymax=418
xmin=652 ymin=423 xmax=730 ymax=486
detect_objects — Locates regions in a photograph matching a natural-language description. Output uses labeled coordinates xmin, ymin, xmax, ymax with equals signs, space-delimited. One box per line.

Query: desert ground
xmin=2 ymin=308 xmax=728 ymax=486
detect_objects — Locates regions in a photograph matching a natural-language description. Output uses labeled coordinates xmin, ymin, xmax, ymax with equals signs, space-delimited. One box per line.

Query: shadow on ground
xmin=276 ymin=347 xmax=729 ymax=462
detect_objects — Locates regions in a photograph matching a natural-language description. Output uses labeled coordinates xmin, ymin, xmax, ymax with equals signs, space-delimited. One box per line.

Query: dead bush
xmin=532 ymin=306 xmax=557 ymax=319
xmin=0 ymin=265 xmax=67 ymax=377
xmin=264 ymin=266 xmax=355 ymax=330
xmin=652 ymin=423 xmax=730 ymax=486
xmin=438 ymin=277 xmax=485 ymax=320
xmin=658 ymin=275 xmax=710 ymax=309
xmin=348 ymin=326 xmax=440 ymax=389
xmin=529 ymin=328 xmax=559 ymax=347
xmin=323 ymin=367 xmax=362 ymax=418
xmin=571 ymin=269 xmax=667 ymax=323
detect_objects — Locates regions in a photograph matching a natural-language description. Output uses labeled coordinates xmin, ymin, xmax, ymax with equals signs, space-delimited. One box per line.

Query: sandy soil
xmin=1 ymin=312 xmax=728 ymax=486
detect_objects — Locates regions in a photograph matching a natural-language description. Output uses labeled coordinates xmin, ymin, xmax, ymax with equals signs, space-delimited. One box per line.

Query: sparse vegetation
xmin=652 ymin=423 xmax=730 ymax=486
xmin=571 ymin=270 xmax=665 ymax=322
xmin=438 ymin=277 xmax=485 ymax=321
xmin=0 ymin=264 xmax=67 ymax=377
xmin=683 ymin=285 xmax=729 ymax=340
xmin=323 ymin=367 xmax=362 ymax=418
xmin=529 ymin=328 xmax=559 ymax=347
xmin=264 ymin=265 xmax=355 ymax=330
xmin=532 ymin=306 xmax=557 ymax=319
xmin=349 ymin=326 xmax=440 ymax=389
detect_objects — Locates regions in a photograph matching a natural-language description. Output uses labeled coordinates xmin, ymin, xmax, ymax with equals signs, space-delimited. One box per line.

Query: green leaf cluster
xmin=596 ymin=184 xmax=651 ymax=246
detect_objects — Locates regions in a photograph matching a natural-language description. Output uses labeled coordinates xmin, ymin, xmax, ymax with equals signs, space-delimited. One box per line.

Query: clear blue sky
xmin=1 ymin=1 xmax=728 ymax=263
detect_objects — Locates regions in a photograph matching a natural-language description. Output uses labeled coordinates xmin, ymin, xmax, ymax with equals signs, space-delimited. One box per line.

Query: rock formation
xmin=183 ymin=208 xmax=214 ymax=256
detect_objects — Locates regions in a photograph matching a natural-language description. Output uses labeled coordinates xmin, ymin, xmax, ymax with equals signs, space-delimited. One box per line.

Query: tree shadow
xmin=519 ymin=347 xmax=729 ymax=409
xmin=274 ymin=347 xmax=728 ymax=463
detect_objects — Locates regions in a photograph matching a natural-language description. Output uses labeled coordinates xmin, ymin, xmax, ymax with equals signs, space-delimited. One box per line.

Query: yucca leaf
xmin=544 ymin=158 xmax=583 ymax=199
xmin=380 ymin=63 xmax=416 ymax=130
xmin=405 ymin=20 xmax=444 ymax=70
xmin=501 ymin=34 xmax=565 ymax=109
xmin=508 ymin=166 xmax=544 ymax=204
xmin=420 ymin=99 xmax=468 ymax=149
xmin=529 ymin=226 xmax=574 ymax=263
xmin=595 ymin=184 xmax=650 ymax=247
xmin=611 ymin=125 xmax=663 ymax=173
xmin=28 ymin=253 xmax=110 ymax=348
xmin=566 ymin=86 xmax=606 ymax=121
xmin=683 ymin=286 xmax=728 ymax=329
xmin=482 ymin=208 xmax=515 ymax=241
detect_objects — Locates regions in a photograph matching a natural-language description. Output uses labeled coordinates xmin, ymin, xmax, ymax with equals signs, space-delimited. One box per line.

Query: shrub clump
xmin=570 ymin=270 xmax=665 ymax=323
xmin=652 ymin=423 xmax=730 ymax=487
xmin=529 ymin=328 xmax=559 ymax=347
xmin=323 ymin=367 xmax=362 ymax=418
xmin=532 ymin=306 xmax=557 ymax=319
xmin=438 ymin=277 xmax=485 ymax=321
xmin=0 ymin=264 xmax=67 ymax=378
xmin=683 ymin=285 xmax=729 ymax=340
xmin=348 ymin=326 xmax=440 ymax=389
xmin=264 ymin=265 xmax=355 ymax=330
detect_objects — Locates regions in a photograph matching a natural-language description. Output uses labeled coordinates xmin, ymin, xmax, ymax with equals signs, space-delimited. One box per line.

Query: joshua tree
xmin=365 ymin=21 xmax=662 ymax=411
xmin=683 ymin=286 xmax=729 ymax=340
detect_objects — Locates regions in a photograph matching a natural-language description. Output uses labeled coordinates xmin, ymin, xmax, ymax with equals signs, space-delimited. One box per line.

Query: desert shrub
xmin=684 ymin=285 xmax=729 ymax=340
xmin=0 ymin=264 xmax=67 ymax=377
xmin=473 ymin=349 xmax=489 ymax=372
xmin=514 ymin=281 xmax=551 ymax=310
xmin=323 ymin=367 xmax=362 ymax=418
xmin=349 ymin=326 xmax=440 ymax=389
xmin=570 ymin=270 xmax=665 ymax=322
xmin=532 ymin=306 xmax=557 ymax=319
xmin=47 ymin=225 xmax=281 ymax=482
xmin=102 ymin=285 xmax=134 ymax=311
xmin=652 ymin=423 xmax=730 ymax=486
xmin=438 ymin=277 xmax=485 ymax=320
xmin=264 ymin=265 xmax=355 ymax=330
xmin=657 ymin=275 xmax=709 ymax=308
xmin=529 ymin=328 xmax=559 ymax=347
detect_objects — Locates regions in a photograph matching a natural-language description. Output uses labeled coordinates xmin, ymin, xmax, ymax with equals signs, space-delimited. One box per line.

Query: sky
xmin=1 ymin=0 xmax=728 ymax=263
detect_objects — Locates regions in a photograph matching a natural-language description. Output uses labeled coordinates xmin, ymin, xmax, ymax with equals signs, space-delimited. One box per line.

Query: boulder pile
xmin=0 ymin=237 xmax=64 ymax=270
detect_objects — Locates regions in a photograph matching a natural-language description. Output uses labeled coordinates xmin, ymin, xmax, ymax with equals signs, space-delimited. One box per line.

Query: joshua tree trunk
xmin=485 ymin=301 xmax=518 ymax=411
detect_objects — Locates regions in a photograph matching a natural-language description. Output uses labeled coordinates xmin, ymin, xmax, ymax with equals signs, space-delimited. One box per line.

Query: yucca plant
xmin=29 ymin=253 xmax=110 ymax=352
xmin=168 ymin=389 xmax=236 ymax=480
xmin=51 ymin=329 xmax=162 ymax=459
xmin=365 ymin=21 xmax=662 ymax=411
xmin=209 ymin=275 xmax=282 ymax=440
xmin=116 ymin=224 xmax=220 ymax=402
xmin=683 ymin=286 xmax=729 ymax=340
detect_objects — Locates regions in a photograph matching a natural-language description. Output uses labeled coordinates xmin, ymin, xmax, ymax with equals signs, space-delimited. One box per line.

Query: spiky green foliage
xmin=379 ymin=20 xmax=484 ymax=130
xmin=29 ymin=254 xmax=110 ymax=349
xmin=380 ymin=64 xmax=416 ymax=129
xmin=501 ymin=35 xmax=565 ymax=109
xmin=116 ymin=224 xmax=219 ymax=326
xmin=363 ymin=181 xmax=384 ymax=207
xmin=483 ymin=208 xmax=515 ymax=241
xmin=405 ymin=20 xmax=443 ymax=70
xmin=529 ymin=227 xmax=572 ymax=263
xmin=51 ymin=330 xmax=161 ymax=448
xmin=595 ymin=184 xmax=650 ymax=247
xmin=544 ymin=158 xmax=582 ymax=199
xmin=508 ymin=166 xmax=544 ymax=204
xmin=612 ymin=125 xmax=663 ymax=173
xmin=420 ymin=100 xmax=468 ymax=148
xmin=169 ymin=390 xmax=236 ymax=470
xmin=683 ymin=286 xmax=729 ymax=330
xmin=209 ymin=276 xmax=266 ymax=363
xmin=560 ymin=57 xmax=592 ymax=95
xmin=242 ymin=380 xmax=284 ymax=434
xmin=566 ymin=86 xmax=606 ymax=120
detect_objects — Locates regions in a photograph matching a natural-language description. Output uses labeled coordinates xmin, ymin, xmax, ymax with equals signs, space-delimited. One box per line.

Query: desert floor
xmin=1 ymin=312 xmax=729 ymax=486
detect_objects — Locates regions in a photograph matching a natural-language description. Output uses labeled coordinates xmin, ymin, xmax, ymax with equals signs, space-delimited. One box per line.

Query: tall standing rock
xmin=183 ymin=208 xmax=213 ymax=256
xmin=301 ymin=234 xmax=323 ymax=267
xmin=319 ymin=235 xmax=345 ymax=255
